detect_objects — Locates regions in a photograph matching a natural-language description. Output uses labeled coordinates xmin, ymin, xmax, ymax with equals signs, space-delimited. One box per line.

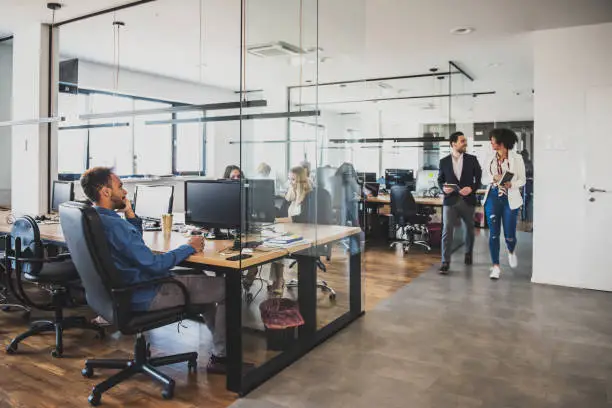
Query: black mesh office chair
xmin=0 ymin=235 xmax=30 ymax=317
xmin=389 ymin=186 xmax=432 ymax=253
xmin=286 ymin=188 xmax=337 ymax=300
xmin=3 ymin=215 xmax=105 ymax=357
xmin=59 ymin=202 xmax=205 ymax=406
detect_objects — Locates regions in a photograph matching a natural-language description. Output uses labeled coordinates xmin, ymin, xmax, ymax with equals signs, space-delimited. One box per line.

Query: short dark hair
xmin=223 ymin=165 xmax=244 ymax=179
xmin=449 ymin=131 xmax=464 ymax=146
xmin=81 ymin=167 xmax=113 ymax=202
xmin=489 ymin=128 xmax=518 ymax=150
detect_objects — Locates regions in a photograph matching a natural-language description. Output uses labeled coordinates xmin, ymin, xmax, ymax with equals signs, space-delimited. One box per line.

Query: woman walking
xmin=483 ymin=128 xmax=526 ymax=280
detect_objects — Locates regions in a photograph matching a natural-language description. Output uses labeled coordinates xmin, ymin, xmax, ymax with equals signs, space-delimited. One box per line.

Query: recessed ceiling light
xmin=451 ymin=27 xmax=475 ymax=35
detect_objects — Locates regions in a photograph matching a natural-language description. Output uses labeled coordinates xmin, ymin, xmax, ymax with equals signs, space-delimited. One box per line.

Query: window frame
xmin=57 ymin=86 xmax=207 ymax=179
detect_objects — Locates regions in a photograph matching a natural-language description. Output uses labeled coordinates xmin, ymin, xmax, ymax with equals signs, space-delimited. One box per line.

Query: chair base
xmin=83 ymin=333 xmax=197 ymax=406
xmin=6 ymin=314 xmax=105 ymax=357
xmin=390 ymin=240 xmax=432 ymax=253
xmin=286 ymin=278 xmax=337 ymax=301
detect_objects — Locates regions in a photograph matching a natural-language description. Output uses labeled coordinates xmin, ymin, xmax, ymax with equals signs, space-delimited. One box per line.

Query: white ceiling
xmin=2 ymin=0 xmax=612 ymax=124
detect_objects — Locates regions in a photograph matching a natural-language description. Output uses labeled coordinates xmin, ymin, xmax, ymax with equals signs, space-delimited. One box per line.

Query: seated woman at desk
xmin=223 ymin=164 xmax=244 ymax=180
xmin=269 ymin=166 xmax=314 ymax=295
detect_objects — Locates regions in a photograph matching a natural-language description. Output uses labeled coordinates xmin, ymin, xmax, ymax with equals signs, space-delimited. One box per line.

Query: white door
xmin=581 ymin=86 xmax=612 ymax=290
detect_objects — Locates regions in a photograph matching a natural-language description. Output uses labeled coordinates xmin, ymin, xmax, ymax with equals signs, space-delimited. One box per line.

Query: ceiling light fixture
xmin=451 ymin=26 xmax=475 ymax=35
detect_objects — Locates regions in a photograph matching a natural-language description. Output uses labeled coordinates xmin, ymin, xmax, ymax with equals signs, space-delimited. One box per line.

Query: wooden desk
xmin=366 ymin=194 xmax=443 ymax=206
xmin=0 ymin=209 xmax=363 ymax=395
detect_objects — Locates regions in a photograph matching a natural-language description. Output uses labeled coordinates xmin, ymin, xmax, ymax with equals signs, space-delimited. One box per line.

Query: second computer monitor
xmin=358 ymin=172 xmax=377 ymax=183
xmin=134 ymin=185 xmax=174 ymax=222
xmin=385 ymin=169 xmax=415 ymax=190
xmin=51 ymin=181 xmax=75 ymax=212
xmin=245 ymin=179 xmax=276 ymax=224
xmin=185 ymin=180 xmax=242 ymax=229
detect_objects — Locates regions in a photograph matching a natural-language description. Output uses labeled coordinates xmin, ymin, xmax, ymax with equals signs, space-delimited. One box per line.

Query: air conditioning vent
xmin=247 ymin=41 xmax=305 ymax=58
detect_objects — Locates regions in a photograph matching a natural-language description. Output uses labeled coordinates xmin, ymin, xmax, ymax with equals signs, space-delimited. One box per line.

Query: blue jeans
xmin=484 ymin=187 xmax=519 ymax=265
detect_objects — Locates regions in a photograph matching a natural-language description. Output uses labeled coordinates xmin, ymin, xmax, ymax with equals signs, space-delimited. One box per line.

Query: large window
xmin=57 ymin=89 xmax=206 ymax=178
xmin=175 ymin=111 xmax=205 ymax=174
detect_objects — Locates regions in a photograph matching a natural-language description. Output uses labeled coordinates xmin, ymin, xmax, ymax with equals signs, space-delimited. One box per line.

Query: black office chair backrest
xmin=9 ymin=216 xmax=44 ymax=276
xmin=390 ymin=185 xmax=418 ymax=220
xmin=309 ymin=188 xmax=334 ymax=225
xmin=59 ymin=202 xmax=126 ymax=324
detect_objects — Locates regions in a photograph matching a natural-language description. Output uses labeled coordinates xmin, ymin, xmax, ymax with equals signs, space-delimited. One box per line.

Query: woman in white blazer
xmin=482 ymin=129 xmax=526 ymax=280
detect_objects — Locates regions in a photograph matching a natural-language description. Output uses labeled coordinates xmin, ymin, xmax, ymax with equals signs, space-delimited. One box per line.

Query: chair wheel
xmin=82 ymin=366 xmax=94 ymax=378
xmin=329 ymin=293 xmax=337 ymax=301
xmin=51 ymin=349 xmax=63 ymax=358
xmin=162 ymin=387 xmax=174 ymax=400
xmin=6 ymin=344 xmax=17 ymax=354
xmin=88 ymin=391 xmax=101 ymax=406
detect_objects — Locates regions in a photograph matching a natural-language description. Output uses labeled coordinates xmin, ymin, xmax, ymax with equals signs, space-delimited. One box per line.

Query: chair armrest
xmin=111 ymin=276 xmax=191 ymax=307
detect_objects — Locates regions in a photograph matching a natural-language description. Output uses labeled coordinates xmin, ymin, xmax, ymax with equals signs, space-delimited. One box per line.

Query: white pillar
xmin=11 ymin=23 xmax=59 ymax=215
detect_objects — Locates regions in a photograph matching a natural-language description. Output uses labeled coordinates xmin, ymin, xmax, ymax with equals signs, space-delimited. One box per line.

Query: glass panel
xmin=175 ymin=111 xmax=205 ymax=174
xmin=88 ymin=93 xmax=134 ymax=176
xmin=133 ymin=99 xmax=172 ymax=176
xmin=57 ymin=92 xmax=88 ymax=175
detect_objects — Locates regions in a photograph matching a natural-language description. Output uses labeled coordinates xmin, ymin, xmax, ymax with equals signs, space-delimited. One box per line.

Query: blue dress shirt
xmin=95 ymin=207 xmax=195 ymax=311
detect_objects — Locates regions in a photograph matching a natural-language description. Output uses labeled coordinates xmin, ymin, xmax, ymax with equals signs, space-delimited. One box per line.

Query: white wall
xmin=0 ymin=42 xmax=12 ymax=207
xmin=532 ymin=22 xmax=612 ymax=289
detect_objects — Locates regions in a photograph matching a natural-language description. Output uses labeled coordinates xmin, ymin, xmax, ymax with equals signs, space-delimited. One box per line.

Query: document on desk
xmin=261 ymin=237 xmax=311 ymax=248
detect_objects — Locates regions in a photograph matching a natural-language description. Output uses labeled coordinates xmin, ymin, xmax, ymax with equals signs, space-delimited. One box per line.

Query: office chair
xmin=59 ymin=202 xmax=205 ymax=406
xmin=389 ymin=186 xmax=432 ymax=253
xmin=4 ymin=216 xmax=105 ymax=357
xmin=286 ymin=188 xmax=337 ymax=300
xmin=0 ymin=235 xmax=30 ymax=318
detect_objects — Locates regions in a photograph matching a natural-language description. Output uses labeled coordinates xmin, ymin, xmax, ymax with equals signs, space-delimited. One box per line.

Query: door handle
xmin=589 ymin=187 xmax=608 ymax=193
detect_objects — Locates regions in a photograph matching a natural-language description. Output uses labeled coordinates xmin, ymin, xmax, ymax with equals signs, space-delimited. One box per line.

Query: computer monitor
xmin=133 ymin=185 xmax=174 ymax=222
xmin=245 ymin=179 xmax=276 ymax=224
xmin=51 ymin=181 xmax=75 ymax=212
xmin=185 ymin=180 xmax=242 ymax=229
xmin=358 ymin=172 xmax=377 ymax=183
xmin=385 ymin=169 xmax=415 ymax=191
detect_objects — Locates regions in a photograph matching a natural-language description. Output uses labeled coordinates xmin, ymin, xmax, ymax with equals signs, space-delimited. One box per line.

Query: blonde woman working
xmin=483 ymin=129 xmax=526 ymax=280
xmin=270 ymin=166 xmax=314 ymax=295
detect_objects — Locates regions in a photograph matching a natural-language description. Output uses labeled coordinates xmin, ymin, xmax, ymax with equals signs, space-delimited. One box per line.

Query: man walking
xmin=437 ymin=131 xmax=482 ymax=274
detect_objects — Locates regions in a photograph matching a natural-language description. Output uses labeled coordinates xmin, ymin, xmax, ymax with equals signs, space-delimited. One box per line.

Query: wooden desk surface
xmin=366 ymin=195 xmax=444 ymax=206
xmin=0 ymin=211 xmax=360 ymax=270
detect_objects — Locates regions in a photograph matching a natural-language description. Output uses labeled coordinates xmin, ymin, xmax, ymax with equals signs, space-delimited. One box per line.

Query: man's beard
xmin=111 ymin=196 xmax=126 ymax=210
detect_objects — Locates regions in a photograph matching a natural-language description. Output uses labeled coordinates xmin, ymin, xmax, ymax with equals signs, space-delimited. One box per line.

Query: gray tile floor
xmin=231 ymin=232 xmax=612 ymax=408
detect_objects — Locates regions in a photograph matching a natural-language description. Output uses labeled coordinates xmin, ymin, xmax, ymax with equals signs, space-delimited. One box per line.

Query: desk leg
xmin=296 ymin=254 xmax=317 ymax=340
xmin=225 ymin=269 xmax=243 ymax=393
xmin=349 ymin=238 xmax=363 ymax=315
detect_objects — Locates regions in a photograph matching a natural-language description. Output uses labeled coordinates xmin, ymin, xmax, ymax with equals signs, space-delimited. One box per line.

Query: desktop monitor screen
xmin=385 ymin=169 xmax=415 ymax=189
xmin=245 ymin=179 xmax=276 ymax=224
xmin=51 ymin=181 xmax=75 ymax=212
xmin=134 ymin=185 xmax=174 ymax=221
xmin=358 ymin=172 xmax=377 ymax=183
xmin=185 ymin=180 xmax=241 ymax=229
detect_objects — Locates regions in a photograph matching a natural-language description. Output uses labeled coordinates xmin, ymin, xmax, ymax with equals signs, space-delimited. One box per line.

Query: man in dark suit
xmin=437 ymin=131 xmax=482 ymax=274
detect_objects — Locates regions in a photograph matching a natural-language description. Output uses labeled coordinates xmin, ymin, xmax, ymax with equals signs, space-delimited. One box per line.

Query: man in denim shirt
xmin=80 ymin=167 xmax=227 ymax=373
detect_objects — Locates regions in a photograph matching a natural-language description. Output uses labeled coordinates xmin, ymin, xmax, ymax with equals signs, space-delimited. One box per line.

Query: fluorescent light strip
xmin=145 ymin=110 xmax=320 ymax=126
xmin=0 ymin=116 xmax=65 ymax=128
xmin=79 ymin=100 xmax=268 ymax=121
xmin=59 ymin=122 xmax=130 ymax=131
xmin=228 ymin=139 xmax=316 ymax=145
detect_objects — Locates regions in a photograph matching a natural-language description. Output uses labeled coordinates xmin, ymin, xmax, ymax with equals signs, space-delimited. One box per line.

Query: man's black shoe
xmin=439 ymin=263 xmax=450 ymax=275
xmin=465 ymin=253 xmax=473 ymax=265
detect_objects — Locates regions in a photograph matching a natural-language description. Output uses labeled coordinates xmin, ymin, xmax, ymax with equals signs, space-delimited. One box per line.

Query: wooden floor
xmin=0 ymin=241 xmax=439 ymax=408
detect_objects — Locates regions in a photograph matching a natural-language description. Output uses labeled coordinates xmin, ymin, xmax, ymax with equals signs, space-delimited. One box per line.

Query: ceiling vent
xmin=247 ymin=41 xmax=305 ymax=58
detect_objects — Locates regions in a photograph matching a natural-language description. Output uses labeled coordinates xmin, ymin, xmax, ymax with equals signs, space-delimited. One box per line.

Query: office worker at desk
xmin=80 ymin=167 xmax=228 ymax=373
xmin=437 ymin=131 xmax=482 ymax=275
xmin=223 ymin=164 xmax=244 ymax=180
